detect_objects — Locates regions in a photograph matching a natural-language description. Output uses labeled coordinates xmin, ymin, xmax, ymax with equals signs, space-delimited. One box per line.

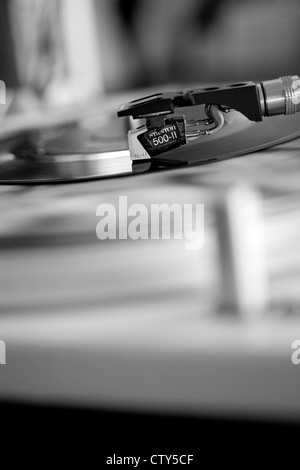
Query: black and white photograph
xmin=0 ymin=0 xmax=300 ymax=466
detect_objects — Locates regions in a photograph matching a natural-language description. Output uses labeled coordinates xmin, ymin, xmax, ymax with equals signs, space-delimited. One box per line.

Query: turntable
xmin=0 ymin=77 xmax=300 ymax=421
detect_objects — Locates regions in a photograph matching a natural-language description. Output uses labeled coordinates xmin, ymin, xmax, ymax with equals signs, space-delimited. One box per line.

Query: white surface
xmin=0 ymin=137 xmax=300 ymax=419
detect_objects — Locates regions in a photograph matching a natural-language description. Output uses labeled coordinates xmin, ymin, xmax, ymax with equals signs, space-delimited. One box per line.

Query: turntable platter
xmin=1 ymin=104 xmax=300 ymax=183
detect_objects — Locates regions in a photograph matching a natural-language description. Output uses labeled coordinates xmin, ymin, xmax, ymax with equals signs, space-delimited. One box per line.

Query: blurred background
xmin=1 ymin=0 xmax=300 ymax=105
xmin=1 ymin=0 xmax=300 ymax=462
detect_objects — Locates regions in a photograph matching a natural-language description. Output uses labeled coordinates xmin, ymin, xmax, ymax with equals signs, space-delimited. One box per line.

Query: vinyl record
xmin=1 ymin=107 xmax=300 ymax=184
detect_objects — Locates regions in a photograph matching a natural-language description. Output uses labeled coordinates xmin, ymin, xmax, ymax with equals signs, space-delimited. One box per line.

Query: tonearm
xmin=118 ymin=75 xmax=300 ymax=160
